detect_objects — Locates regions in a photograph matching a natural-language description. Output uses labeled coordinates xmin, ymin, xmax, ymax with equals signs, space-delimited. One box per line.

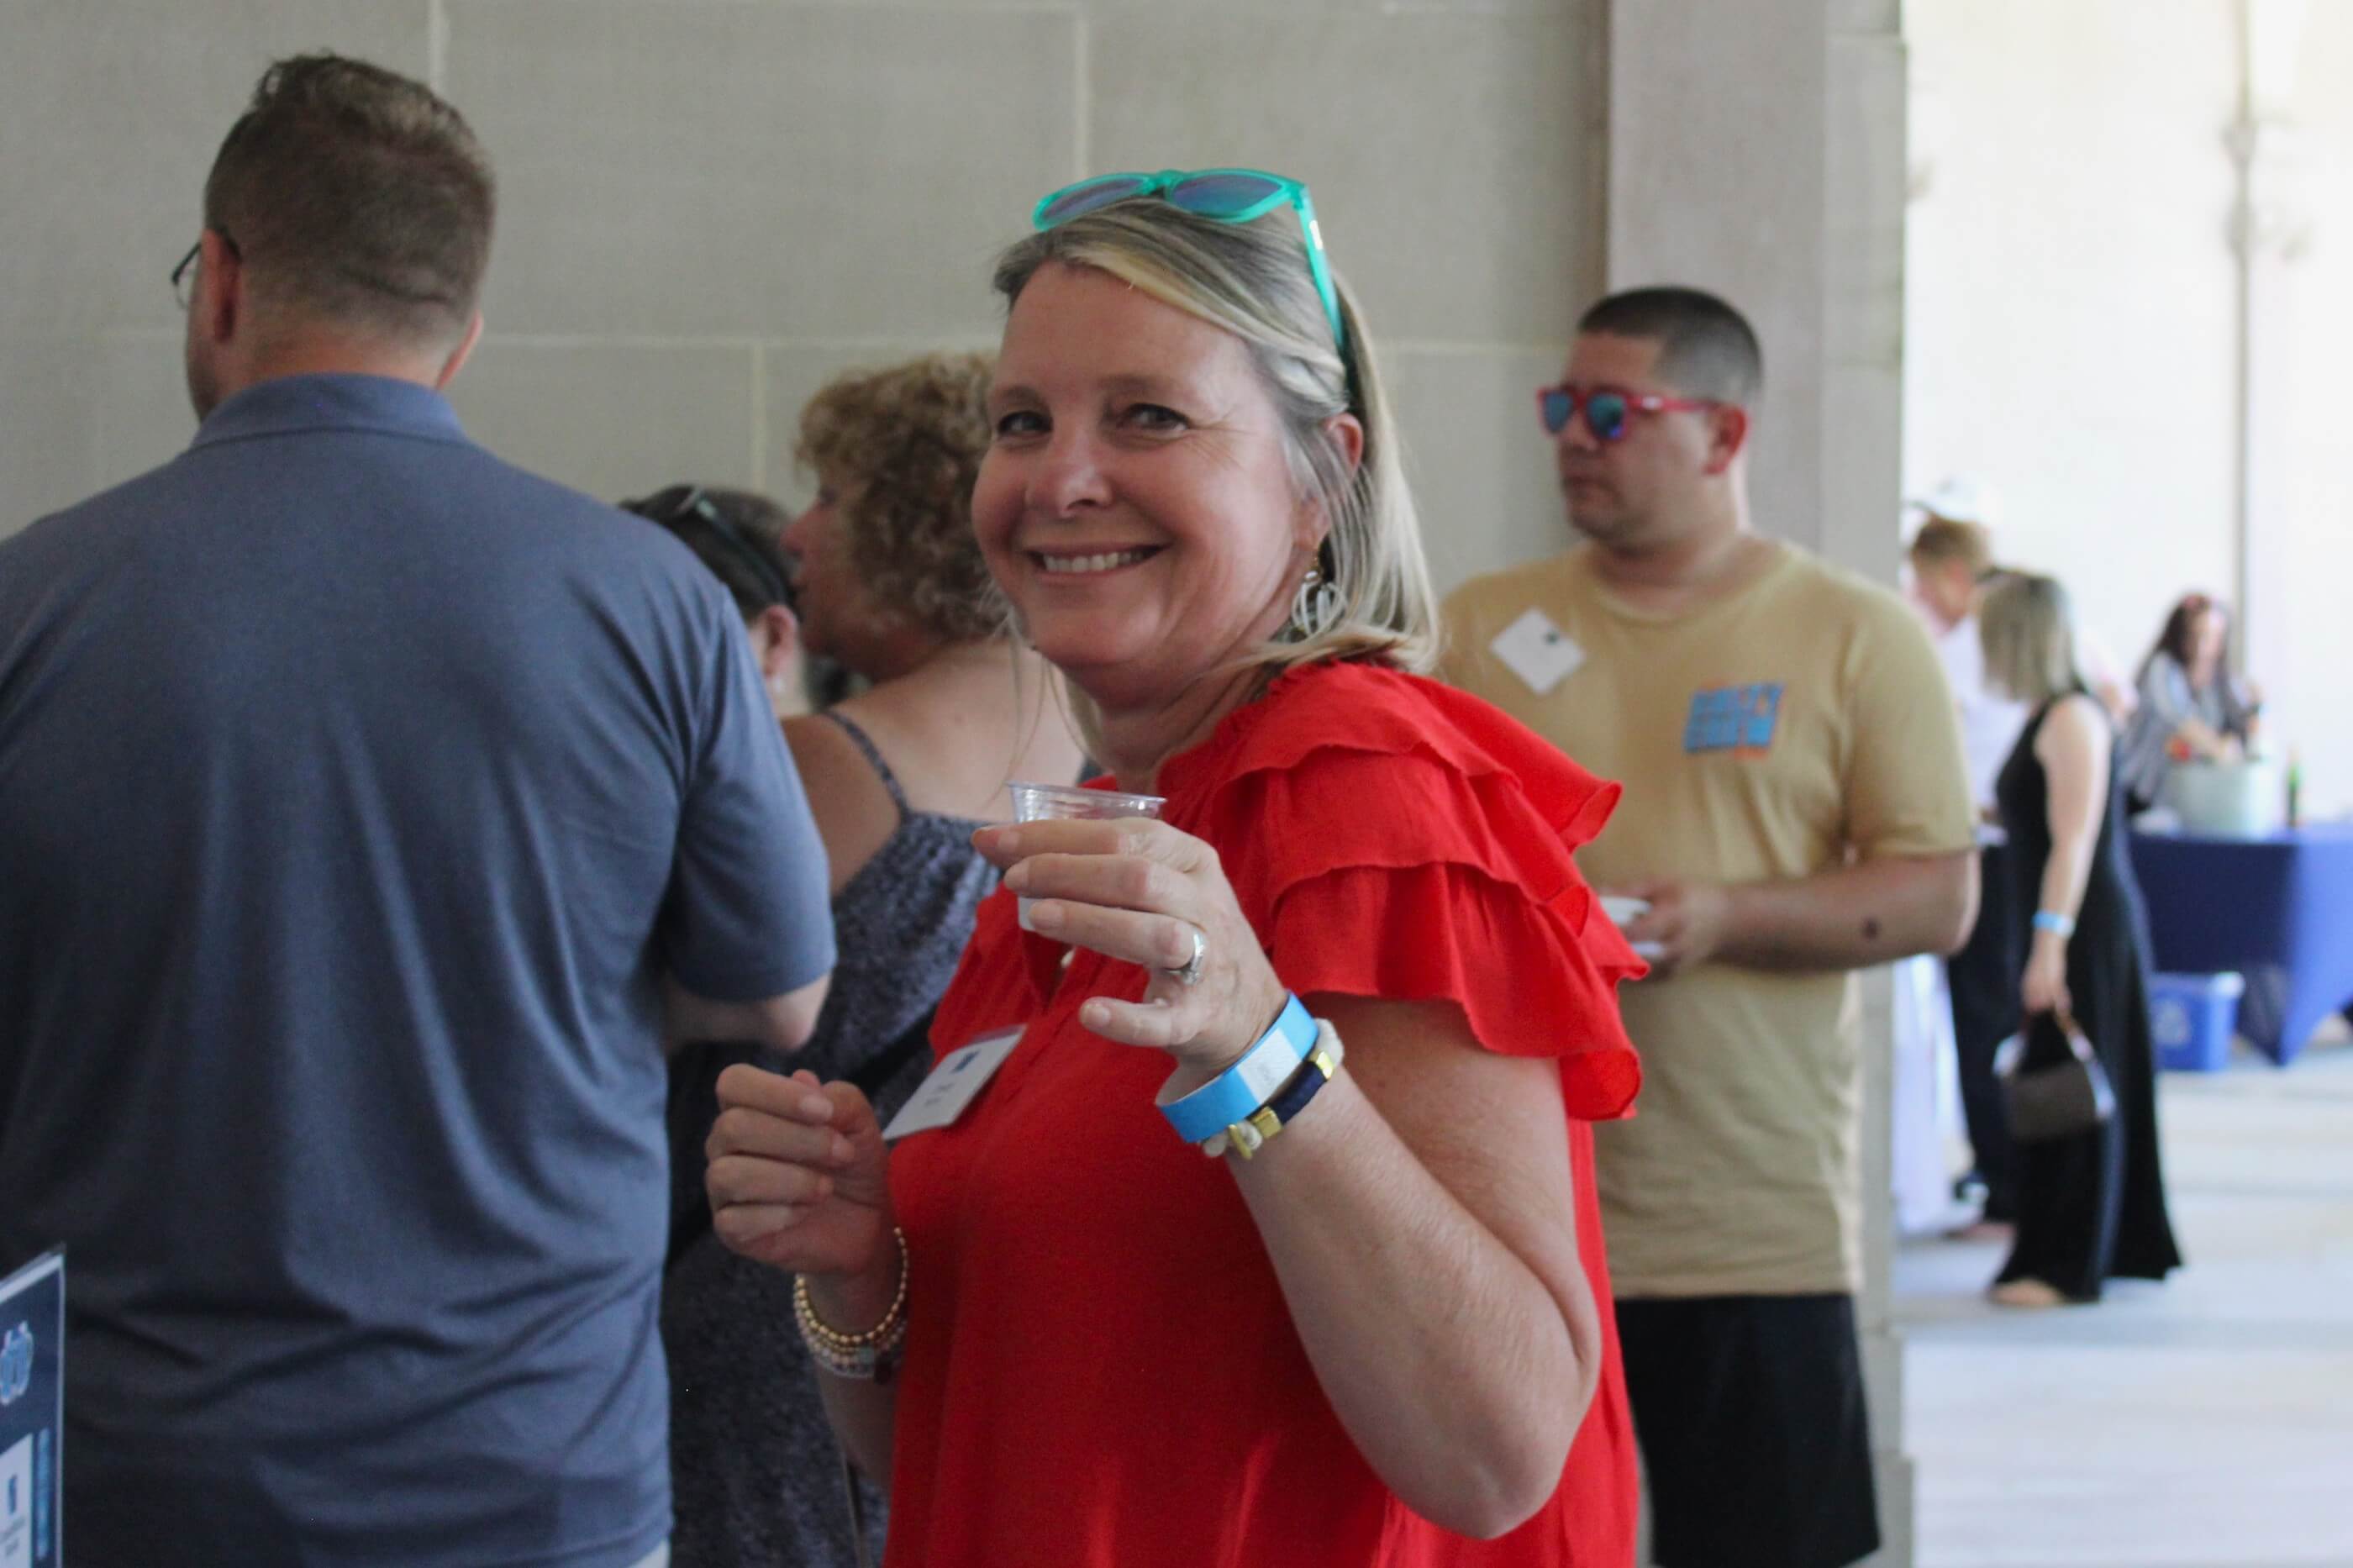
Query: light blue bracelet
xmin=2032 ymin=910 xmax=2077 ymax=938
xmin=1157 ymin=994 xmax=1318 ymax=1144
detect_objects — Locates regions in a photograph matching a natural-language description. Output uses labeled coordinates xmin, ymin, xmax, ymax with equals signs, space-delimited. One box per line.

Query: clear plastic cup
xmin=1599 ymin=894 xmax=1666 ymax=963
xmin=1006 ymin=781 xmax=1166 ymax=933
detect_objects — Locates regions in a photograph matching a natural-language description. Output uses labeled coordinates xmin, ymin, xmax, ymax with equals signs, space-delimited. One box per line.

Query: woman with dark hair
xmin=640 ymin=353 xmax=1086 ymax=1568
xmin=2119 ymin=592 xmax=2262 ymax=812
xmin=624 ymin=484 xmax=813 ymax=719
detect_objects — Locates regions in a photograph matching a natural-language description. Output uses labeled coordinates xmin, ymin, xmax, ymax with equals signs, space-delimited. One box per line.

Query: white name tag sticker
xmin=882 ymin=1027 xmax=1024 ymax=1142
xmin=1488 ymin=608 xmax=1584 ymax=696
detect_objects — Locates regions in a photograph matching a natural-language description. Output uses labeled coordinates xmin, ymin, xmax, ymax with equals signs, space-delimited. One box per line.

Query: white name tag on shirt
xmin=882 ymin=1027 xmax=1024 ymax=1141
xmin=1488 ymin=608 xmax=1585 ymax=696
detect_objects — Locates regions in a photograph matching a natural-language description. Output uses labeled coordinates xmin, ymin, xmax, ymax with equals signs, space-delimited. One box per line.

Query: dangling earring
xmin=1289 ymin=564 xmax=1343 ymax=640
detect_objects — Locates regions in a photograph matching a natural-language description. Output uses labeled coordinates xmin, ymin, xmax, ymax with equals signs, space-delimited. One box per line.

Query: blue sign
xmin=0 ymin=1250 xmax=62 ymax=1566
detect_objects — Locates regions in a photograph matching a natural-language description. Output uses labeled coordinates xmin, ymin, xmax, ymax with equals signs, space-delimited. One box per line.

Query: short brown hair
xmin=1908 ymin=516 xmax=1992 ymax=577
xmin=203 ymin=54 xmax=494 ymax=345
xmin=1579 ymin=286 xmax=1763 ymax=405
xmin=795 ymin=353 xmax=1003 ymax=645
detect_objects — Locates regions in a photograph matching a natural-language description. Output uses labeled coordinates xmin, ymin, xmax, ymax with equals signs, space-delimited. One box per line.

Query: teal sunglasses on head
xmin=1032 ymin=168 xmax=1347 ymax=358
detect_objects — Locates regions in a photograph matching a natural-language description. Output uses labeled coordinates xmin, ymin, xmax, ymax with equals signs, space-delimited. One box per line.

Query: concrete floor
xmin=1898 ymin=1032 xmax=2353 ymax=1568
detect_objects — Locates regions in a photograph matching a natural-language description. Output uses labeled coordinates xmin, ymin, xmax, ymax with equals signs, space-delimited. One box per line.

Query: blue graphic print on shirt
xmin=1684 ymin=682 xmax=1785 ymax=755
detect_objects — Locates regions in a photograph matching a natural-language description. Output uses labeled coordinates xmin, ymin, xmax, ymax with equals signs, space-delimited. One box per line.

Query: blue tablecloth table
xmin=2129 ymin=823 xmax=2353 ymax=1065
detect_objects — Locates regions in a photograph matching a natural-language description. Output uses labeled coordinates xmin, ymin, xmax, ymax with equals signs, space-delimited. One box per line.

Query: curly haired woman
xmin=661 ymin=353 xmax=1083 ymax=1568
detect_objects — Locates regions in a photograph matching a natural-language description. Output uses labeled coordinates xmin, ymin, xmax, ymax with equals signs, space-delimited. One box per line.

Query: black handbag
xmin=1998 ymin=1007 xmax=2117 ymax=1144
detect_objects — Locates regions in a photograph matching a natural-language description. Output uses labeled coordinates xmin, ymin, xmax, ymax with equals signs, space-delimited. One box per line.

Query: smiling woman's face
xmin=972 ymin=262 xmax=1314 ymax=713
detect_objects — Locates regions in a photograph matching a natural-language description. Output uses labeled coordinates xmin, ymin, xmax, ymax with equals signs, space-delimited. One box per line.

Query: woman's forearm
xmin=815 ymin=1371 xmax=898 ymax=1488
xmin=805 ymin=1245 xmax=905 ymax=1486
xmin=2036 ymin=829 xmax=2094 ymax=924
xmin=976 ymin=822 xmax=1604 ymax=1536
xmin=1227 ymin=1014 xmax=1598 ymax=1539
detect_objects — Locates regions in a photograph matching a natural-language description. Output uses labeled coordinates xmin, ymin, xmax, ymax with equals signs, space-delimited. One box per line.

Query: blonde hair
xmin=990 ymin=202 xmax=1440 ymax=708
xmin=796 ymin=352 xmax=1008 ymax=645
xmin=1979 ymin=572 xmax=2081 ymax=706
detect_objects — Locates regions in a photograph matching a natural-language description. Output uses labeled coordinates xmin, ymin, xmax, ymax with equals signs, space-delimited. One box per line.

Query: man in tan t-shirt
xmin=1441 ymin=287 xmax=1977 ymax=1568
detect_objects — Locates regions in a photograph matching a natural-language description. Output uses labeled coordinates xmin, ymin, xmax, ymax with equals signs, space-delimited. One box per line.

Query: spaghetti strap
xmin=819 ymin=710 xmax=911 ymax=819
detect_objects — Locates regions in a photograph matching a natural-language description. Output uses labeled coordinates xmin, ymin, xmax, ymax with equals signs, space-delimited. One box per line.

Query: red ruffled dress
xmin=884 ymin=660 xmax=1645 ymax=1566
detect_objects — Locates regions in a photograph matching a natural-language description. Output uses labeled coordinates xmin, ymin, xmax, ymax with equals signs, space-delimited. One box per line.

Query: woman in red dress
xmin=705 ymin=171 xmax=1646 ymax=1565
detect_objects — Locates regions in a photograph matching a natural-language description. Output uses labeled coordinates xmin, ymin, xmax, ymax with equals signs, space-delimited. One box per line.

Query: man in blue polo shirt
xmin=0 ymin=55 xmax=833 ymax=1567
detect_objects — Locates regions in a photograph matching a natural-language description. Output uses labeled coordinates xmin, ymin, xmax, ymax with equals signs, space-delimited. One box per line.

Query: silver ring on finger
xmin=1165 ymin=923 xmax=1207 ymax=987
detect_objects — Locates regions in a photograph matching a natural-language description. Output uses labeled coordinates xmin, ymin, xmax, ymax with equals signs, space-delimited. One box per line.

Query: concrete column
xmin=1605 ymin=3 xmax=1915 ymax=1562
xmin=2229 ymin=0 xmax=2313 ymax=766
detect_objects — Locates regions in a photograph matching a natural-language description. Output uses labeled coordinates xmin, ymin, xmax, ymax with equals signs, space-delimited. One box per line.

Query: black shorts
xmin=1616 ymin=1293 xmax=1881 ymax=1568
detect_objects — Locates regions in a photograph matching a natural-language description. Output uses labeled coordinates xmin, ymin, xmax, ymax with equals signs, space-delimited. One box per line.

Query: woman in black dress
xmin=1979 ymin=574 xmax=2182 ymax=1305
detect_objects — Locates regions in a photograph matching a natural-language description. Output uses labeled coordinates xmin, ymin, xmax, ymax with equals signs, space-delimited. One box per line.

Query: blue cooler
xmin=2149 ymin=971 xmax=2245 ymax=1072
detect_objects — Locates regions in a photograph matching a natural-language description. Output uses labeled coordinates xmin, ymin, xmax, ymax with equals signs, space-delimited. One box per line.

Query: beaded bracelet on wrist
xmin=795 ymin=1227 xmax=910 ymax=1381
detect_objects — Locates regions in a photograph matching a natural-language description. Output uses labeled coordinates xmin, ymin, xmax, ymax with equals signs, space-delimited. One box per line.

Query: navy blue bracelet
xmin=1157 ymin=994 xmax=1317 ymax=1144
xmin=1205 ymin=1022 xmax=1344 ymax=1160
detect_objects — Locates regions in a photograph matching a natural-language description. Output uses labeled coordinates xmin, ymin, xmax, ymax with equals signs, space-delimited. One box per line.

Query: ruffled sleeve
xmin=1166 ymin=663 xmax=1645 ymax=1121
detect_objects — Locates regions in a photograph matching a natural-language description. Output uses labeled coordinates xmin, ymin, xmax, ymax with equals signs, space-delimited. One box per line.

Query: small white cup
xmin=1006 ymin=781 xmax=1166 ymax=933
xmin=1599 ymin=894 xmax=1666 ymax=963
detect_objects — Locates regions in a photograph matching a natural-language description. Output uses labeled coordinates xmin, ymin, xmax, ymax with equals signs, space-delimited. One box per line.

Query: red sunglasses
xmin=1536 ymin=383 xmax=1717 ymax=442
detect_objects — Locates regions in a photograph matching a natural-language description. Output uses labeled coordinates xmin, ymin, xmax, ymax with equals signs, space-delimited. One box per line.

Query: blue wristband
xmin=2033 ymin=910 xmax=2077 ymax=938
xmin=1157 ymin=994 xmax=1318 ymax=1144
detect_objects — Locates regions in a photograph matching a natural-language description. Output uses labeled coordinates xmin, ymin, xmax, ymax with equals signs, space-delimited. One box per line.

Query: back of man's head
xmin=203 ymin=55 xmax=494 ymax=349
xmin=1908 ymin=515 xmax=1993 ymax=579
xmin=1577 ymin=287 xmax=1763 ymax=408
